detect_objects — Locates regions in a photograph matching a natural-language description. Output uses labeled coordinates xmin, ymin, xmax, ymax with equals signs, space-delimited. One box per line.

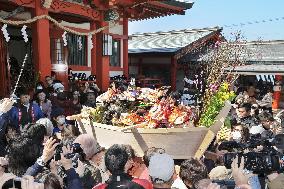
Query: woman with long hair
xmin=34 ymin=90 xmax=52 ymax=119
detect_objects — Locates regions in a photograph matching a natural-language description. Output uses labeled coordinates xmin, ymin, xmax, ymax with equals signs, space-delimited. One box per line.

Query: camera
xmin=220 ymin=134 xmax=284 ymax=174
xmin=54 ymin=142 xmax=85 ymax=168
xmin=212 ymin=180 xmax=235 ymax=189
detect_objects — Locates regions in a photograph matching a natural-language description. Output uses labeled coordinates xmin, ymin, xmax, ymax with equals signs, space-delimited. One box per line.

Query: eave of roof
xmin=128 ymin=27 xmax=222 ymax=54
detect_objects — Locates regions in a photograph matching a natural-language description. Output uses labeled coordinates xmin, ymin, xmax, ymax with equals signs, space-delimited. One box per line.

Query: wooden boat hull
xmin=78 ymin=101 xmax=232 ymax=159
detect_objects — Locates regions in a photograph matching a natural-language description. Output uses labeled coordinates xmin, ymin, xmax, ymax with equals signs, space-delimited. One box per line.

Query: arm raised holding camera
xmin=60 ymin=146 xmax=83 ymax=189
xmin=231 ymin=156 xmax=261 ymax=189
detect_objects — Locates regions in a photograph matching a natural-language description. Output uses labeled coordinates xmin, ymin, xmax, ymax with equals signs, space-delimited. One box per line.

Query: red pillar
xmin=123 ymin=18 xmax=129 ymax=78
xmin=32 ymin=0 xmax=51 ymax=82
xmin=90 ymin=22 xmax=97 ymax=75
xmin=272 ymin=75 xmax=282 ymax=109
xmin=171 ymin=56 xmax=177 ymax=91
xmin=96 ymin=22 xmax=110 ymax=92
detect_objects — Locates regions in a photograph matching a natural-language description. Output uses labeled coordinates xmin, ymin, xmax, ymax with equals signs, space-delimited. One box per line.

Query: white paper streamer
xmin=88 ymin=34 xmax=93 ymax=50
xmin=21 ymin=25 xmax=28 ymax=43
xmin=1 ymin=24 xmax=10 ymax=42
xmin=62 ymin=31 xmax=67 ymax=46
xmin=12 ymin=54 xmax=28 ymax=96
xmin=78 ymin=36 xmax=82 ymax=50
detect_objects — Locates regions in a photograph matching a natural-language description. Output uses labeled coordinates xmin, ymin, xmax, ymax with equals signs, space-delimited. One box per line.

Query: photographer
xmin=258 ymin=111 xmax=284 ymax=137
xmin=236 ymin=103 xmax=259 ymax=129
xmin=25 ymin=138 xmax=83 ymax=189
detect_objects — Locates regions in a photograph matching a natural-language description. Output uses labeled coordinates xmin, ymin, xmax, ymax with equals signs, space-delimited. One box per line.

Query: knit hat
xmin=149 ymin=153 xmax=175 ymax=183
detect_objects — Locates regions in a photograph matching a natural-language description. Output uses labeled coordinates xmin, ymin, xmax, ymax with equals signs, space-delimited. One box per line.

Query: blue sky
xmin=128 ymin=0 xmax=284 ymax=41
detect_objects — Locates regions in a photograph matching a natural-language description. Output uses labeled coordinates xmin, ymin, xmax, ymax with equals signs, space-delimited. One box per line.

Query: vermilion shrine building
xmin=0 ymin=0 xmax=193 ymax=97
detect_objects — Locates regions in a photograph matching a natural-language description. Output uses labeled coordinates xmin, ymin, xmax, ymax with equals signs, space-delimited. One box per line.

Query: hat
xmin=149 ymin=153 xmax=175 ymax=183
xmin=50 ymin=107 xmax=64 ymax=118
xmin=53 ymin=83 xmax=64 ymax=91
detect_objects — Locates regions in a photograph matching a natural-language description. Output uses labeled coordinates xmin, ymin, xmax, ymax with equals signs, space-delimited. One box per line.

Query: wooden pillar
xmin=272 ymin=75 xmax=282 ymax=110
xmin=138 ymin=57 xmax=143 ymax=76
xmin=32 ymin=0 xmax=51 ymax=82
xmin=171 ymin=56 xmax=177 ymax=91
xmin=96 ymin=22 xmax=110 ymax=92
xmin=122 ymin=18 xmax=129 ymax=78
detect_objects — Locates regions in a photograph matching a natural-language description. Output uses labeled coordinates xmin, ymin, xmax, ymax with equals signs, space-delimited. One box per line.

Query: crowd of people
xmin=0 ymin=76 xmax=283 ymax=189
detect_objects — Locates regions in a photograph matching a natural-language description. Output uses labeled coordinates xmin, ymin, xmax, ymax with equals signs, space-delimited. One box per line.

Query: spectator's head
xmin=143 ymin=147 xmax=165 ymax=167
xmin=237 ymin=103 xmax=251 ymax=118
xmin=105 ymin=144 xmax=128 ymax=174
xmin=53 ymin=82 xmax=64 ymax=93
xmin=74 ymin=134 xmax=104 ymax=161
xmin=61 ymin=124 xmax=80 ymax=140
xmin=18 ymin=88 xmax=30 ymax=105
xmin=35 ymin=90 xmax=47 ymax=103
xmin=86 ymin=89 xmax=96 ymax=102
xmin=44 ymin=173 xmax=62 ymax=189
xmin=246 ymin=84 xmax=255 ymax=94
xmin=7 ymin=137 xmax=41 ymax=176
xmin=51 ymin=107 xmax=65 ymax=128
xmin=72 ymin=90 xmax=80 ymax=100
xmin=209 ymin=166 xmax=232 ymax=181
xmin=149 ymin=153 xmax=175 ymax=187
xmin=45 ymin=76 xmax=53 ymax=86
xmin=231 ymin=124 xmax=249 ymax=143
xmin=22 ymin=123 xmax=47 ymax=145
xmin=258 ymin=111 xmax=274 ymax=130
xmin=180 ymin=158 xmax=208 ymax=189
xmin=122 ymin=145 xmax=135 ymax=172
xmin=36 ymin=118 xmax=54 ymax=137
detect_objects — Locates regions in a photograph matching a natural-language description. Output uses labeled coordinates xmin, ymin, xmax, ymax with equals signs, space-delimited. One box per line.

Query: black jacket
xmin=0 ymin=113 xmax=8 ymax=156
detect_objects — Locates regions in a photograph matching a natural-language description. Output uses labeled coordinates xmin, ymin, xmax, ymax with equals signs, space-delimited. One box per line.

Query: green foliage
xmin=199 ymin=83 xmax=235 ymax=128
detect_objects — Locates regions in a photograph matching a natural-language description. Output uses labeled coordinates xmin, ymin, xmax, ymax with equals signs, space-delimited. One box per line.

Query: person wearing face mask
xmin=50 ymin=107 xmax=66 ymax=135
xmin=9 ymin=88 xmax=44 ymax=129
xmin=231 ymin=124 xmax=249 ymax=143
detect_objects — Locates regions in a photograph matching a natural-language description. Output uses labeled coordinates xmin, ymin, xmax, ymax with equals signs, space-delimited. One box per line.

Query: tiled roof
xmin=245 ymin=41 xmax=284 ymax=62
xmin=225 ymin=65 xmax=284 ymax=75
xmin=128 ymin=27 xmax=221 ymax=54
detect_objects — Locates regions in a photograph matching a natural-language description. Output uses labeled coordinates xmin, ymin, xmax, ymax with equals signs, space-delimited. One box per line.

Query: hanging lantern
xmin=104 ymin=9 xmax=119 ymax=22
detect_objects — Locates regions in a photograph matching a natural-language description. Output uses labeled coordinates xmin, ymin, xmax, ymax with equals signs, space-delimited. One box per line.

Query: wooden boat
xmin=77 ymin=101 xmax=231 ymax=159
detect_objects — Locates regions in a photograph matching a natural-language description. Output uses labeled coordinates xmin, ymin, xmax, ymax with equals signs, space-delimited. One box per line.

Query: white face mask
xmin=57 ymin=117 xmax=66 ymax=126
xmin=232 ymin=131 xmax=242 ymax=142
